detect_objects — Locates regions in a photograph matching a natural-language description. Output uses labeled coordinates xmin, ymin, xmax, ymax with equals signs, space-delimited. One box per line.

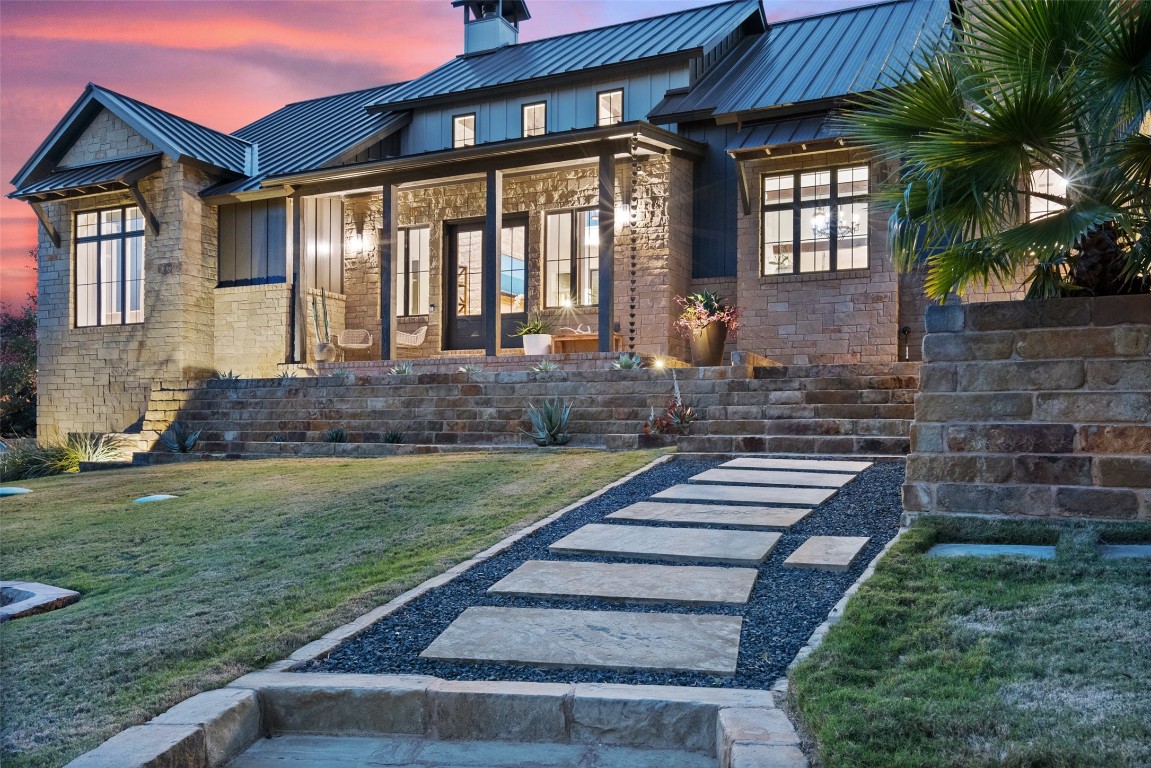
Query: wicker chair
xmin=335 ymin=329 xmax=373 ymax=354
xmin=396 ymin=325 xmax=428 ymax=348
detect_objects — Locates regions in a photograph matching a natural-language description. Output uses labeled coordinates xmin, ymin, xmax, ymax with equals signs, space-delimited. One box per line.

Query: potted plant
xmin=311 ymin=289 xmax=337 ymax=363
xmin=674 ymin=291 xmax=742 ymax=366
xmin=513 ymin=312 xmax=554 ymax=356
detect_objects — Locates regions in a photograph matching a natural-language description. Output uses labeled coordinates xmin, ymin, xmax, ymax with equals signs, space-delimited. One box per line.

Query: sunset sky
xmin=0 ymin=0 xmax=862 ymax=307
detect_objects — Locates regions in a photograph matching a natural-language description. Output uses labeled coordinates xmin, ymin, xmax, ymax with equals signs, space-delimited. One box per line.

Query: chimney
xmin=452 ymin=0 xmax=531 ymax=55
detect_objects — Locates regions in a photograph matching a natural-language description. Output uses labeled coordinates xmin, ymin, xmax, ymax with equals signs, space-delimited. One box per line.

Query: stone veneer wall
xmin=214 ymin=284 xmax=292 ymax=377
xmin=58 ymin=109 xmax=156 ymax=167
xmin=898 ymin=268 xmax=1026 ymax=363
xmin=36 ymin=155 xmax=220 ymax=438
xmin=339 ymin=154 xmax=690 ymax=360
xmin=904 ymin=295 xmax=1151 ymax=521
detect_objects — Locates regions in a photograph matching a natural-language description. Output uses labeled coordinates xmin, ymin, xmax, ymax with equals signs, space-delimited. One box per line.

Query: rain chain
xmin=627 ymin=133 xmax=640 ymax=350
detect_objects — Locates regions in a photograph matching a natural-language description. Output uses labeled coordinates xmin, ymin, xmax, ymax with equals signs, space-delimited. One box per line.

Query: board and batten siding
xmin=682 ymin=121 xmax=739 ymax=279
xmin=402 ymin=65 xmax=689 ymax=154
xmin=302 ymin=196 xmax=345 ymax=294
xmin=218 ymin=199 xmax=288 ymax=285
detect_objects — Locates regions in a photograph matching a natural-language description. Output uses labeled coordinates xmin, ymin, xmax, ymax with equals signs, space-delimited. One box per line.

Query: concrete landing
xmin=653 ymin=484 xmax=836 ymax=507
xmin=606 ymin=501 xmax=810 ymax=529
xmin=722 ymin=457 xmax=873 ymax=473
xmin=227 ymin=733 xmax=716 ymax=768
xmin=549 ymin=523 xmax=781 ymax=565
xmin=783 ymin=536 xmax=870 ymax=572
xmin=488 ymin=560 xmax=758 ymax=605
xmin=420 ymin=606 xmax=743 ymax=674
xmin=690 ymin=468 xmax=856 ymax=488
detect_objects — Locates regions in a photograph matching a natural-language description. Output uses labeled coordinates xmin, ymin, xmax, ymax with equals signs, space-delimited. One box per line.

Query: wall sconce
xmin=349 ymin=208 xmax=369 ymax=254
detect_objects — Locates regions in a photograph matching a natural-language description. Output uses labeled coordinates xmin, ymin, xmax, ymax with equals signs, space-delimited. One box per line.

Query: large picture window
xmin=545 ymin=209 xmax=599 ymax=308
xmin=762 ymin=165 xmax=869 ymax=275
xmin=395 ymin=227 xmax=430 ymax=316
xmin=75 ymin=205 xmax=145 ymax=327
xmin=1028 ymin=168 xmax=1067 ymax=221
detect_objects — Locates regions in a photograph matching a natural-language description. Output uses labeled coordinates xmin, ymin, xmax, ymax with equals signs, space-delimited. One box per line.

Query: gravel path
xmin=309 ymin=457 xmax=904 ymax=689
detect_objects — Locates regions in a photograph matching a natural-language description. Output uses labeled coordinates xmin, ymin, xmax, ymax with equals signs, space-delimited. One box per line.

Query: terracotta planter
xmin=689 ymin=322 xmax=728 ymax=366
xmin=521 ymin=334 xmax=552 ymax=356
xmin=314 ymin=342 xmax=338 ymax=363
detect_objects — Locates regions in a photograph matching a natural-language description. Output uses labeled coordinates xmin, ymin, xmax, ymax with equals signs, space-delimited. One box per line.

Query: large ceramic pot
xmin=522 ymin=333 xmax=552 ymax=356
xmin=689 ymin=322 xmax=727 ymax=367
xmin=314 ymin=342 xmax=338 ymax=363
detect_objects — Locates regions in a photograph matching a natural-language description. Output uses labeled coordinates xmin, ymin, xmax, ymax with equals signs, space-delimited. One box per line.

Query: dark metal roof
xmin=204 ymin=84 xmax=409 ymax=196
xmin=726 ymin=115 xmax=835 ymax=151
xmin=650 ymin=0 xmax=949 ymax=122
xmin=11 ymin=154 xmax=162 ymax=200
xmin=371 ymin=0 xmax=762 ymax=108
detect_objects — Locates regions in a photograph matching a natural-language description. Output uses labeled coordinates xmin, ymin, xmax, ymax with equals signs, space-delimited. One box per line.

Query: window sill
xmin=72 ymin=323 xmax=144 ymax=333
xmin=760 ymin=268 xmax=870 ymax=284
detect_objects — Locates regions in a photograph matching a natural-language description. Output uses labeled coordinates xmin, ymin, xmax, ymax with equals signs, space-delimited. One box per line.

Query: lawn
xmin=792 ymin=515 xmax=1151 ymax=768
xmin=0 ymin=450 xmax=662 ymax=768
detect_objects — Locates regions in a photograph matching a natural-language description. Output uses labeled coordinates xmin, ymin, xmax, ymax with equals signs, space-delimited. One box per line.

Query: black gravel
xmin=307 ymin=457 xmax=904 ymax=689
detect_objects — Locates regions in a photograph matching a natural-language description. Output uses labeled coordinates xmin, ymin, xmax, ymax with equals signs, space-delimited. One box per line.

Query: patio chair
xmin=335 ymin=329 xmax=373 ymax=354
xmin=396 ymin=325 xmax=428 ymax=348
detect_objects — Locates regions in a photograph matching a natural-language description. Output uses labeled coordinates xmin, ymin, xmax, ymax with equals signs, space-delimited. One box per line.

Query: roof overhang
xmin=264 ymin=121 xmax=705 ymax=197
xmin=8 ymin=153 xmax=163 ymax=202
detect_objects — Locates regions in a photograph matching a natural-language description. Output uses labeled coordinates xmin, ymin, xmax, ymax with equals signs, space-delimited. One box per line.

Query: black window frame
xmin=760 ymin=164 xmax=870 ymax=276
xmin=452 ymin=112 xmax=476 ymax=149
xmin=74 ymin=204 xmax=146 ymax=328
xmin=596 ymin=89 xmax=624 ymax=127
xmin=396 ymin=226 xmax=431 ymax=317
xmin=544 ymin=207 xmax=599 ymax=309
xmin=521 ymin=101 xmax=547 ymax=138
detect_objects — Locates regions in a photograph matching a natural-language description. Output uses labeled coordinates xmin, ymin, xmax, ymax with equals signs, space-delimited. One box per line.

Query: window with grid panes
xmin=74 ymin=206 xmax=145 ymax=327
xmin=762 ymin=165 xmax=869 ymax=275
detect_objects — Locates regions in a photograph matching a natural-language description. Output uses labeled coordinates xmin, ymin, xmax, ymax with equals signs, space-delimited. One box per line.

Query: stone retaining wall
xmin=903 ymin=295 xmax=1151 ymax=521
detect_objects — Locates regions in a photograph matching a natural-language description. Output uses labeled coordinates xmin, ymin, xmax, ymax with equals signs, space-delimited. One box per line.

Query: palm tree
xmin=839 ymin=0 xmax=1151 ymax=300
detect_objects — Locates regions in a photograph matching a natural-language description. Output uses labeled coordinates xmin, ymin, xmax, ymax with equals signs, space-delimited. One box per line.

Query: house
xmin=10 ymin=0 xmax=997 ymax=440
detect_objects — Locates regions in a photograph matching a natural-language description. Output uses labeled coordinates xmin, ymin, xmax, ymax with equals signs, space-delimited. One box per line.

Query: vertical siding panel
xmin=268 ymin=200 xmax=286 ymax=278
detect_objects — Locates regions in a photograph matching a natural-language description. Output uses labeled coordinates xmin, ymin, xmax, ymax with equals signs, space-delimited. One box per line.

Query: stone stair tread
xmin=419 ymin=606 xmax=743 ymax=674
xmin=548 ymin=523 xmax=781 ymax=565
xmin=690 ymin=468 xmax=856 ymax=488
xmin=721 ymin=457 xmax=873 ymax=473
xmin=606 ymin=501 xmax=810 ymax=529
xmin=782 ymin=536 xmax=870 ymax=572
xmin=488 ymin=560 xmax=758 ymax=605
xmin=653 ymin=484 xmax=836 ymax=507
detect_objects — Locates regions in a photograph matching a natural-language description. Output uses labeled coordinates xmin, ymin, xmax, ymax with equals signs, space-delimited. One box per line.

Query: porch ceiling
xmin=264 ymin=121 xmax=704 ymax=197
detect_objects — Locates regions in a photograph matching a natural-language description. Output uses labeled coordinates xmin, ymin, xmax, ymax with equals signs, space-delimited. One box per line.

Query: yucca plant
xmin=159 ymin=422 xmax=202 ymax=453
xmin=381 ymin=430 xmax=405 ymax=444
xmin=323 ymin=428 xmax=349 ymax=443
xmin=390 ymin=362 xmax=414 ymax=375
xmin=16 ymin=433 xmax=129 ymax=477
xmin=838 ymin=0 xmax=1151 ymax=299
xmin=531 ymin=360 xmax=560 ymax=372
xmin=522 ymin=398 xmax=572 ymax=446
xmin=612 ymin=353 xmax=644 ymax=369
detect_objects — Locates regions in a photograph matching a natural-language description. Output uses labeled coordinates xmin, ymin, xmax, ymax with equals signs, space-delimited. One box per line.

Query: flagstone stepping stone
xmin=723 ymin=457 xmax=872 ymax=473
xmin=420 ymin=606 xmax=743 ymax=674
xmin=927 ymin=543 xmax=1056 ymax=560
xmin=549 ymin=524 xmax=781 ymax=565
xmin=133 ymin=494 xmax=178 ymax=503
xmin=606 ymin=501 xmax=810 ymax=529
xmin=1100 ymin=544 xmax=1151 ymax=559
xmin=0 ymin=487 xmax=32 ymax=496
xmin=653 ymin=484 xmax=836 ymax=507
xmin=691 ymin=468 xmax=856 ymax=488
xmin=783 ymin=536 xmax=870 ymax=571
xmin=488 ymin=560 xmax=758 ymax=605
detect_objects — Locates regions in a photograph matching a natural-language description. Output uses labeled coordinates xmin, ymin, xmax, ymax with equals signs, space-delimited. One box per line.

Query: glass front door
xmin=445 ymin=223 xmax=484 ymax=350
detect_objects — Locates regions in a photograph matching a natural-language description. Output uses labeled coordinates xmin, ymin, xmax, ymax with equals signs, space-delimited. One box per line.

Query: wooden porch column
xmin=597 ymin=148 xmax=616 ymax=352
xmin=379 ymin=181 xmax=398 ymax=360
xmin=483 ymin=169 xmax=503 ymax=357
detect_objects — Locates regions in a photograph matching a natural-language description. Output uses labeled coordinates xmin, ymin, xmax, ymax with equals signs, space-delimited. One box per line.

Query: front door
xmin=444 ymin=223 xmax=484 ymax=350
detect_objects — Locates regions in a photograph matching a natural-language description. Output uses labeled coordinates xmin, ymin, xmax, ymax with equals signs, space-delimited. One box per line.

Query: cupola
xmin=452 ymin=0 xmax=531 ymax=55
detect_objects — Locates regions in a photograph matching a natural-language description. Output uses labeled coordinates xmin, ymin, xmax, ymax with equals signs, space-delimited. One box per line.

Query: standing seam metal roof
xmin=650 ymin=0 xmax=949 ymax=120
xmin=371 ymin=0 xmax=762 ymax=107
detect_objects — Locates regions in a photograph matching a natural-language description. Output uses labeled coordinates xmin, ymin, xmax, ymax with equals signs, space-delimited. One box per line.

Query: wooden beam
xmin=597 ymin=149 xmax=615 ymax=353
xmin=28 ymin=201 xmax=60 ymax=248
xmin=127 ymin=183 xmax=161 ymax=236
xmin=734 ymin=157 xmax=752 ymax=216
xmin=379 ymin=182 xmax=397 ymax=361
xmin=482 ymin=169 xmax=503 ymax=357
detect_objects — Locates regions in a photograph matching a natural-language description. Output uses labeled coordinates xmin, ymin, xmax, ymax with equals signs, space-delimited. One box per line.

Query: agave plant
xmin=323 ymin=427 xmax=349 ymax=443
xmin=531 ymin=360 xmax=560 ymax=372
xmin=390 ymin=362 xmax=415 ymax=375
xmin=838 ymin=0 xmax=1151 ymax=299
xmin=276 ymin=369 xmax=296 ymax=381
xmin=522 ymin=398 xmax=572 ymax=446
xmin=159 ymin=422 xmax=202 ymax=453
xmin=212 ymin=370 xmax=241 ymax=380
xmin=612 ymin=353 xmax=644 ymax=370
xmin=381 ymin=430 xmax=405 ymax=444
xmin=457 ymin=364 xmax=482 ymax=374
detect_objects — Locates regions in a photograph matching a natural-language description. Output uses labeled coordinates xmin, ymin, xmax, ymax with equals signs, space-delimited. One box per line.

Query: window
xmin=545 ymin=209 xmax=599 ymax=308
xmin=453 ymin=113 xmax=476 ymax=148
xmin=522 ymin=102 xmax=546 ymax=138
xmin=597 ymin=89 xmax=623 ymax=127
xmin=1029 ymin=168 xmax=1067 ymax=221
xmin=762 ymin=165 xmax=869 ymax=275
xmin=501 ymin=221 xmax=527 ymax=313
xmin=75 ymin=205 xmax=145 ymax=327
xmin=395 ymin=227 xmax=430 ymax=316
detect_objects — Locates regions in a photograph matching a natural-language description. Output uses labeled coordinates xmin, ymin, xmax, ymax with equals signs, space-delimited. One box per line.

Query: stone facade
xmin=214 ymin=284 xmax=292 ymax=377
xmin=904 ymin=295 xmax=1151 ymax=521
xmin=58 ymin=109 xmax=156 ymax=167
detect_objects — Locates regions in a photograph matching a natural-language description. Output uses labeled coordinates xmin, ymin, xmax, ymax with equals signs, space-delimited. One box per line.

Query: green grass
xmin=0 ymin=450 xmax=663 ymax=767
xmin=792 ymin=515 xmax=1151 ymax=768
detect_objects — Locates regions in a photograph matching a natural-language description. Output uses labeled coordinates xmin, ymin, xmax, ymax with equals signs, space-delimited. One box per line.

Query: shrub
xmin=323 ymin=428 xmax=349 ymax=443
xmin=382 ymin=431 xmax=405 ymax=444
xmin=3 ymin=433 xmax=129 ymax=479
xmin=159 ymin=422 xmax=202 ymax=453
xmin=522 ymin=398 xmax=572 ymax=446
xmin=642 ymin=400 xmax=695 ymax=436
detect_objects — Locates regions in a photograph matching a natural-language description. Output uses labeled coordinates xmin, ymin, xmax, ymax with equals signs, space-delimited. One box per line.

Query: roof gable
xmin=10 ymin=83 xmax=251 ymax=189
